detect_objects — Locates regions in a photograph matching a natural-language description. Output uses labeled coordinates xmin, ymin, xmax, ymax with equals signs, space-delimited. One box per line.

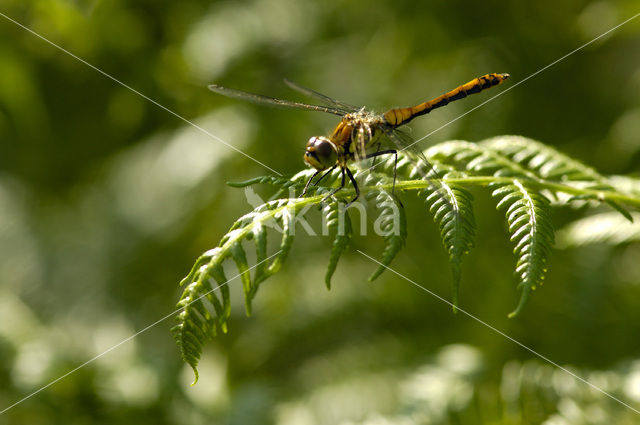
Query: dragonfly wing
xmin=283 ymin=79 xmax=361 ymax=113
xmin=208 ymin=84 xmax=345 ymax=116
xmin=378 ymin=125 xmax=450 ymax=200
xmin=380 ymin=126 xmax=435 ymax=176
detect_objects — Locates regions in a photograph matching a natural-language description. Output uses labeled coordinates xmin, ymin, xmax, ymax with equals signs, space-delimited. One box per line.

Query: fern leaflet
xmin=324 ymin=200 xmax=353 ymax=289
xmin=421 ymin=171 xmax=476 ymax=310
xmin=492 ymin=180 xmax=554 ymax=317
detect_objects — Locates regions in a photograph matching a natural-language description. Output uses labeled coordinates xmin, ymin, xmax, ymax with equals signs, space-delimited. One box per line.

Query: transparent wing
xmin=283 ymin=79 xmax=361 ymax=113
xmin=208 ymin=84 xmax=345 ymax=116
xmin=378 ymin=125 xmax=450 ymax=198
xmin=379 ymin=127 xmax=428 ymax=170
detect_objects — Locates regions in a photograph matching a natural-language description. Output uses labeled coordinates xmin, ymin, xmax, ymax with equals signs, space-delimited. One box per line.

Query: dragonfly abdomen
xmin=383 ymin=73 xmax=509 ymax=127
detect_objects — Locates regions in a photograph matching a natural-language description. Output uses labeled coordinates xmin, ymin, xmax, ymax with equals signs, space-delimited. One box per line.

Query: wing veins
xmin=208 ymin=84 xmax=345 ymax=116
xmin=379 ymin=126 xmax=452 ymax=206
xmin=283 ymin=79 xmax=360 ymax=113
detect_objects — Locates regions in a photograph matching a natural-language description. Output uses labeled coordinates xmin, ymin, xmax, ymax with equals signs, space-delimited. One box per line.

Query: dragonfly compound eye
xmin=304 ymin=136 xmax=337 ymax=170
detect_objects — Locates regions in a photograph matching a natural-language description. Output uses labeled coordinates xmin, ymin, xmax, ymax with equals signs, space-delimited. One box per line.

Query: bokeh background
xmin=1 ymin=0 xmax=640 ymax=424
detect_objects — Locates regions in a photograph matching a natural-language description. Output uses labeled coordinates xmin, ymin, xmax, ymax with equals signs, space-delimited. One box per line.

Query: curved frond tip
xmin=492 ymin=180 xmax=554 ymax=317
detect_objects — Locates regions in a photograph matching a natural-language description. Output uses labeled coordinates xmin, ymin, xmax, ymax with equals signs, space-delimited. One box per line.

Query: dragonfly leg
xmin=366 ymin=149 xmax=398 ymax=192
xmin=365 ymin=149 xmax=403 ymax=207
xmin=369 ymin=142 xmax=382 ymax=169
xmin=313 ymin=165 xmax=337 ymax=187
xmin=321 ymin=167 xmax=346 ymax=204
xmin=302 ymin=169 xmax=322 ymax=196
xmin=344 ymin=167 xmax=360 ymax=207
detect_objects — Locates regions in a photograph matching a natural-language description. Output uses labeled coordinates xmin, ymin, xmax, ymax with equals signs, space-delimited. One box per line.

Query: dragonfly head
xmin=304 ymin=136 xmax=338 ymax=170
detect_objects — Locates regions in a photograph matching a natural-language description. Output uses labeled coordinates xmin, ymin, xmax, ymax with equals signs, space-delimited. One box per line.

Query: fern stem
xmin=358 ymin=177 xmax=640 ymax=209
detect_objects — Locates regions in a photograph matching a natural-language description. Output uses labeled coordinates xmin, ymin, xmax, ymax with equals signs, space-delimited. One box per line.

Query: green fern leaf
xmin=174 ymin=137 xmax=640 ymax=380
xmin=252 ymin=223 xmax=268 ymax=285
xmin=482 ymin=136 xmax=633 ymax=221
xmin=267 ymin=205 xmax=295 ymax=275
xmin=226 ymin=175 xmax=301 ymax=190
xmin=605 ymin=200 xmax=633 ymax=223
xmin=368 ymin=189 xmax=407 ymax=281
xmin=173 ymin=197 xmax=312 ymax=380
xmin=229 ymin=242 xmax=252 ymax=315
xmin=482 ymin=136 xmax=606 ymax=181
xmin=172 ymin=248 xmax=229 ymax=383
xmin=207 ymin=259 xmax=231 ymax=332
xmin=492 ymin=180 xmax=554 ymax=317
xmin=428 ymin=140 xmax=541 ymax=180
xmin=172 ymin=293 xmax=211 ymax=384
xmin=421 ymin=174 xmax=476 ymax=310
xmin=324 ymin=201 xmax=353 ymax=289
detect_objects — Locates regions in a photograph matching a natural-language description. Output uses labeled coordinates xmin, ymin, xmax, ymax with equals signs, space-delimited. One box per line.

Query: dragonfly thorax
xmin=304 ymin=136 xmax=338 ymax=171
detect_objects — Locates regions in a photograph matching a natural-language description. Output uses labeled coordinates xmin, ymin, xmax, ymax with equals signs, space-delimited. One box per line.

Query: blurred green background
xmin=1 ymin=0 xmax=640 ymax=424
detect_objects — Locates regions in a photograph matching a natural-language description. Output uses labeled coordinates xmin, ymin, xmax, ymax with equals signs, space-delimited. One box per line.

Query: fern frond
xmin=252 ymin=223 xmax=268 ymax=284
xmin=229 ymin=242 xmax=252 ymax=314
xmin=428 ymin=137 xmax=635 ymax=220
xmin=226 ymin=175 xmax=299 ymax=189
xmin=481 ymin=136 xmax=609 ymax=182
xmin=175 ymin=136 xmax=640 ymax=380
xmin=267 ymin=206 xmax=296 ymax=276
xmin=420 ymin=171 xmax=476 ymax=310
xmin=324 ymin=200 xmax=353 ymax=289
xmin=492 ymin=180 xmax=554 ymax=317
xmin=481 ymin=136 xmax=633 ymax=221
xmin=368 ymin=188 xmax=408 ymax=281
xmin=172 ymin=196 xmax=315 ymax=381
xmin=427 ymin=140 xmax=541 ymax=180
xmin=377 ymin=151 xmax=477 ymax=306
xmin=172 ymin=248 xmax=229 ymax=383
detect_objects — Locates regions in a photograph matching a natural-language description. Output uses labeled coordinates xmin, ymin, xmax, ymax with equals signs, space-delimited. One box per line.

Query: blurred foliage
xmin=1 ymin=0 xmax=640 ymax=424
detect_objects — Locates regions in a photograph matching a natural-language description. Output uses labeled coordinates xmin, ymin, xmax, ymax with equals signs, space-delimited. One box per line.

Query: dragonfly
xmin=209 ymin=73 xmax=509 ymax=205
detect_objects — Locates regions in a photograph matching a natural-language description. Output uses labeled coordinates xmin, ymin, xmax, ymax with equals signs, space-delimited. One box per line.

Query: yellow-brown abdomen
xmin=383 ymin=73 xmax=509 ymax=127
